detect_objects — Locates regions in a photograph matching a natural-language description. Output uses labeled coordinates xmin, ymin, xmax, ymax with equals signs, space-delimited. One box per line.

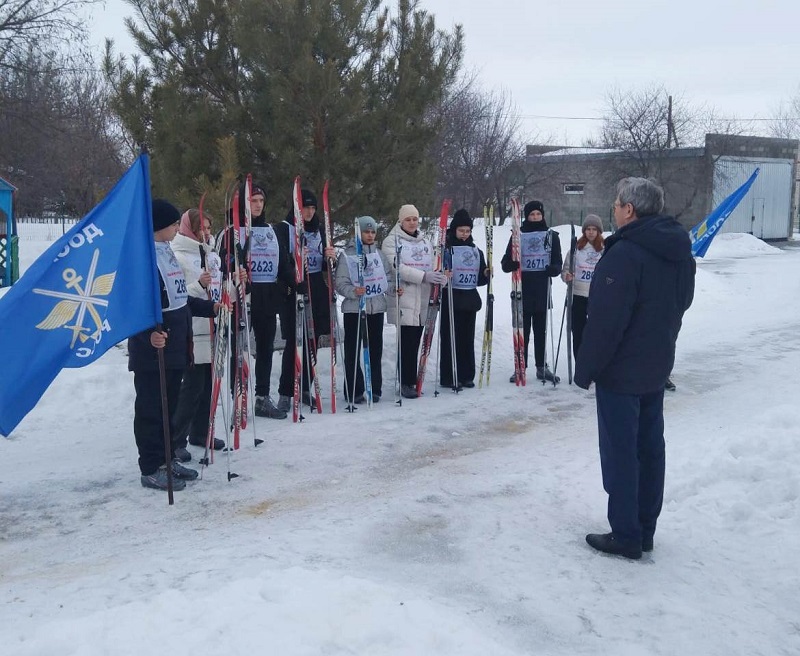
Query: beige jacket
xmin=381 ymin=222 xmax=433 ymax=327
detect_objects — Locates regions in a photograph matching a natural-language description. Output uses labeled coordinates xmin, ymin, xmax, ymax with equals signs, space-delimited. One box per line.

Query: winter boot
xmin=174 ymin=447 xmax=191 ymax=463
xmin=277 ymin=395 xmax=292 ymax=413
xmin=664 ymin=378 xmax=676 ymax=392
xmin=141 ymin=465 xmax=186 ymax=491
xmin=188 ymin=435 xmax=226 ymax=450
xmin=255 ymin=395 xmax=288 ymax=419
xmin=401 ymin=384 xmax=419 ymax=399
xmin=171 ymin=459 xmax=199 ymax=481
xmin=536 ymin=366 xmax=560 ymax=384
xmin=509 ymin=370 xmax=526 ymax=383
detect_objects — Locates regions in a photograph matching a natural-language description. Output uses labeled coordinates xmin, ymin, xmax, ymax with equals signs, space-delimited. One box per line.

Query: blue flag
xmin=0 ymin=154 xmax=162 ymax=436
xmin=690 ymin=168 xmax=759 ymax=258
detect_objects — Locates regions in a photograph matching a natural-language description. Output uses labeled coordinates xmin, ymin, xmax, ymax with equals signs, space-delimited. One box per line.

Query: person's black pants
xmin=133 ymin=368 xmax=183 ymax=475
xmin=278 ymin=296 xmax=318 ymax=398
xmin=342 ymin=312 xmax=384 ymax=400
xmin=172 ymin=363 xmax=212 ymax=449
xmin=399 ymin=325 xmax=424 ymax=387
xmin=439 ymin=300 xmax=477 ymax=385
xmin=252 ymin=308 xmax=277 ymax=397
xmin=523 ymin=310 xmax=547 ymax=368
xmin=571 ymin=294 xmax=588 ymax=359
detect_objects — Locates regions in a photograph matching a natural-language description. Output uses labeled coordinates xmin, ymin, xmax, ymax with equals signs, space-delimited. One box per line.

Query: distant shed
xmin=0 ymin=176 xmax=19 ymax=287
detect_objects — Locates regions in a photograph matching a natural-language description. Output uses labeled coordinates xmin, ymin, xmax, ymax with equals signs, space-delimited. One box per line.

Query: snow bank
xmin=700 ymin=232 xmax=782 ymax=259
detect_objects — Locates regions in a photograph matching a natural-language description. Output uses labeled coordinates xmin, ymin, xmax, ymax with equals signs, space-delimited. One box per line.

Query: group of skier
xmin=130 ymin=183 xmax=607 ymax=491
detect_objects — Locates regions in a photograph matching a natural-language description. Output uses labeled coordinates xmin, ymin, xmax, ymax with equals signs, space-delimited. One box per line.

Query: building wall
xmin=525 ymin=135 xmax=799 ymax=235
xmin=527 ymin=149 xmax=708 ymax=231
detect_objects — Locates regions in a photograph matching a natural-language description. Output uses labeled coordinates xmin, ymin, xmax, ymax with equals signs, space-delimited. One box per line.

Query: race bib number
xmin=305 ymin=231 xmax=324 ymax=273
xmin=249 ymin=226 xmax=279 ymax=283
xmin=155 ymin=241 xmax=188 ymax=311
xmin=451 ymin=245 xmax=480 ymax=290
xmin=398 ymin=239 xmax=433 ymax=272
xmin=206 ymin=251 xmax=223 ymax=302
xmin=520 ymin=232 xmax=550 ymax=272
xmin=574 ymin=248 xmax=601 ymax=283
xmin=346 ymin=251 xmax=389 ymax=298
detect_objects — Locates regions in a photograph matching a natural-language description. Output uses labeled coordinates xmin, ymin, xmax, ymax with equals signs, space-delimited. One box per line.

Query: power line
xmin=509 ymin=113 xmax=799 ymax=123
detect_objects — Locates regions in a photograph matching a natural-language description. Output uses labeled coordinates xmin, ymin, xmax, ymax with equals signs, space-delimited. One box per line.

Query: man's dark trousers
xmin=595 ymin=384 xmax=665 ymax=545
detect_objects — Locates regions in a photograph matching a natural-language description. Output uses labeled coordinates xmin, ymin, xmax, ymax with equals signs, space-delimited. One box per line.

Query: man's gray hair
xmin=616 ymin=177 xmax=665 ymax=217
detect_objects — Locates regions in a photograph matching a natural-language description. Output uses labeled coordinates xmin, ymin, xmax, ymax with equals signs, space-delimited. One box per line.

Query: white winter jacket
xmin=381 ymin=222 xmax=434 ymax=327
xmin=171 ymin=232 xmax=214 ymax=364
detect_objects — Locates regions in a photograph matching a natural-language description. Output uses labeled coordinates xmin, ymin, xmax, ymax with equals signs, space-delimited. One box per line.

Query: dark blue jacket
xmin=128 ymin=276 xmax=216 ymax=372
xmin=574 ymin=214 xmax=695 ymax=394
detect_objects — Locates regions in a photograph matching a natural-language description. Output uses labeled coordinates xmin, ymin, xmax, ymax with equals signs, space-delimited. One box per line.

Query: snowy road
xmin=1 ymin=232 xmax=798 ymax=655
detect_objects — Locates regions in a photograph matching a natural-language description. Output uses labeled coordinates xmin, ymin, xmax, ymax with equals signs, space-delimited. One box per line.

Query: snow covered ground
xmin=2 ymin=228 xmax=798 ymax=655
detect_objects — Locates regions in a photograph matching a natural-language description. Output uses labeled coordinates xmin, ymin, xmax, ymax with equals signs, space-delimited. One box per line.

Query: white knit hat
xmin=398 ymin=204 xmax=419 ymax=221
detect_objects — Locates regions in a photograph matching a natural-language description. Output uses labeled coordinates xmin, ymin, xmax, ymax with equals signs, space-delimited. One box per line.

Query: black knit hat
xmin=450 ymin=208 xmax=473 ymax=231
xmin=152 ymin=199 xmax=180 ymax=231
xmin=251 ymin=184 xmax=266 ymax=199
xmin=301 ymin=189 xmax=317 ymax=208
xmin=523 ymin=200 xmax=545 ymax=220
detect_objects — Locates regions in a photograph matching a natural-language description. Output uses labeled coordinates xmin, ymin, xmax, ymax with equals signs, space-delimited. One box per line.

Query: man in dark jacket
xmin=575 ymin=177 xmax=695 ymax=559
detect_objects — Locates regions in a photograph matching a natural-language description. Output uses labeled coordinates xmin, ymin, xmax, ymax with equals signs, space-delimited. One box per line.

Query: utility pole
xmin=667 ymin=95 xmax=679 ymax=148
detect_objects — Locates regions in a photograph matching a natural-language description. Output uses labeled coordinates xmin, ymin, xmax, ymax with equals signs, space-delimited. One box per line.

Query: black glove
xmin=507 ymin=260 xmax=520 ymax=272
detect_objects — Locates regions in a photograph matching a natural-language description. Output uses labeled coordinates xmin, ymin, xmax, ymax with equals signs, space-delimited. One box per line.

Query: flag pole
xmin=156 ymin=333 xmax=175 ymax=504
xmin=140 ymin=143 xmax=175 ymax=504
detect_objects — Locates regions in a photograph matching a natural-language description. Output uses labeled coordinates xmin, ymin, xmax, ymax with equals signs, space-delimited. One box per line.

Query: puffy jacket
xmin=381 ymin=222 xmax=434 ymax=327
xmin=335 ymin=240 xmax=392 ymax=315
xmin=574 ymin=214 xmax=696 ymax=394
xmin=171 ymin=232 xmax=214 ymax=363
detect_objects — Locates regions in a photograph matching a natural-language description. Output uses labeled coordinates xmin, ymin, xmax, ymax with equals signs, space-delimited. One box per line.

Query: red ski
xmin=322 ymin=180 xmax=338 ymax=413
xmin=510 ymin=198 xmax=526 ymax=386
xmin=415 ymin=199 xmax=451 ymax=396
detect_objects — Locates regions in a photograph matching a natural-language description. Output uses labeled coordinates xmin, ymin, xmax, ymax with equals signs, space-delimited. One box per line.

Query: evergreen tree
xmin=104 ymin=0 xmax=462 ymax=225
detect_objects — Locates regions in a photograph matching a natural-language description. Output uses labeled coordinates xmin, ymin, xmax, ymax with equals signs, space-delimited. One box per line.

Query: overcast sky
xmin=89 ymin=0 xmax=800 ymax=145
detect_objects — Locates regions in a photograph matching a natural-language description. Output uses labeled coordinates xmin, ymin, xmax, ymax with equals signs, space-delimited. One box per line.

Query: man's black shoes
xmin=586 ymin=532 xmax=642 ymax=560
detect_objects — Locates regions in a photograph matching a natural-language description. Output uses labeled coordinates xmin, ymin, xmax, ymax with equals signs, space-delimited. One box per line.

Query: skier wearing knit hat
xmin=500 ymin=199 xmax=563 ymax=383
xmin=381 ymin=203 xmax=446 ymax=399
xmin=335 ymin=215 xmax=392 ymax=404
xmin=439 ymin=208 xmax=489 ymax=389
xmin=562 ymin=214 xmax=604 ymax=359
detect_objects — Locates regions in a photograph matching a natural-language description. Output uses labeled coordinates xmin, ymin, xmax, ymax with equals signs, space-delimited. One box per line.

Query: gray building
xmin=525 ymin=134 xmax=798 ymax=239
